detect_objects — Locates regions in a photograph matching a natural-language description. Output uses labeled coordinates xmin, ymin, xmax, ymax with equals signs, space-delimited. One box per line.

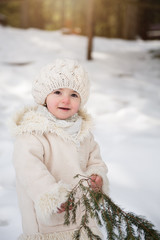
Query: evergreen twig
xmin=64 ymin=174 xmax=160 ymax=240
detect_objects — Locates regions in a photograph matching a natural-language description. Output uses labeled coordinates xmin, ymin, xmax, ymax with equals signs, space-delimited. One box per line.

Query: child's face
xmin=46 ymin=88 xmax=81 ymax=120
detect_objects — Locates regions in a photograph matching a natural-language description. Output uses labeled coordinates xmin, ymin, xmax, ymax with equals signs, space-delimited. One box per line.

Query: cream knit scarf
xmin=38 ymin=105 xmax=82 ymax=140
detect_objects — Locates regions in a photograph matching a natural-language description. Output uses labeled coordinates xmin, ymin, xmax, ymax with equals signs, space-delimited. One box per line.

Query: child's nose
xmin=62 ymin=96 xmax=70 ymax=104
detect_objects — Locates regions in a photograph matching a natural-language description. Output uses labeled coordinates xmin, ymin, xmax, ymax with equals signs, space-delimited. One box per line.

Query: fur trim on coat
xmin=18 ymin=227 xmax=102 ymax=240
xmin=11 ymin=105 xmax=93 ymax=144
xmin=35 ymin=182 xmax=71 ymax=224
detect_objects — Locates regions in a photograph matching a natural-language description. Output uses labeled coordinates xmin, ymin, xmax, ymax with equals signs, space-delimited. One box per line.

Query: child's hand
xmin=89 ymin=174 xmax=103 ymax=192
xmin=57 ymin=202 xmax=67 ymax=213
xmin=57 ymin=200 xmax=73 ymax=214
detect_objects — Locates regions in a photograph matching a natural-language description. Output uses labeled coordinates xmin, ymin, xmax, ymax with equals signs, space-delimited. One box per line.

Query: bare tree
xmin=32 ymin=0 xmax=44 ymax=29
xmin=87 ymin=0 xmax=94 ymax=60
xmin=61 ymin=0 xmax=65 ymax=28
xmin=21 ymin=0 xmax=29 ymax=28
xmin=122 ymin=0 xmax=140 ymax=39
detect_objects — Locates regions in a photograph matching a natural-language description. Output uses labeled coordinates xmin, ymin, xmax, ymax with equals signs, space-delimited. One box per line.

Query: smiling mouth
xmin=58 ymin=107 xmax=70 ymax=111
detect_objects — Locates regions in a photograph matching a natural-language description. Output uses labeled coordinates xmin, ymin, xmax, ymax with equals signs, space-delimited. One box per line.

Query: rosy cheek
xmin=47 ymin=104 xmax=52 ymax=112
xmin=47 ymin=100 xmax=54 ymax=110
xmin=77 ymin=101 xmax=81 ymax=110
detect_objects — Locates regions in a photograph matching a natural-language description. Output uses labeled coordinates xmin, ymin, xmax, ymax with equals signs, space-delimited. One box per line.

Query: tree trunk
xmin=87 ymin=0 xmax=94 ymax=60
xmin=122 ymin=0 xmax=139 ymax=40
xmin=21 ymin=0 xmax=29 ymax=28
xmin=32 ymin=0 xmax=44 ymax=29
xmin=61 ymin=0 xmax=65 ymax=28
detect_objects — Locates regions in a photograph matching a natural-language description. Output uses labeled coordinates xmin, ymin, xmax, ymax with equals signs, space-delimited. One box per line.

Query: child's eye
xmin=71 ymin=93 xmax=79 ymax=98
xmin=53 ymin=90 xmax=61 ymax=95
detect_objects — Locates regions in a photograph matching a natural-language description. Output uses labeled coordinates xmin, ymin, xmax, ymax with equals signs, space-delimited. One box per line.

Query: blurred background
xmin=1 ymin=0 xmax=160 ymax=40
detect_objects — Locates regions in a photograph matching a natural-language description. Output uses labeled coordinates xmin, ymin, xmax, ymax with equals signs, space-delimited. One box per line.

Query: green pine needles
xmin=63 ymin=174 xmax=160 ymax=240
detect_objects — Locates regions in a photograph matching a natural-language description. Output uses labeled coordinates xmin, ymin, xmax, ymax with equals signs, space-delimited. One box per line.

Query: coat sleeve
xmin=13 ymin=134 xmax=70 ymax=223
xmin=85 ymin=133 xmax=109 ymax=195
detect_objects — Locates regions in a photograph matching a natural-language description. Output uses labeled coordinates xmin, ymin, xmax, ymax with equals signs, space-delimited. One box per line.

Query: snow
xmin=0 ymin=26 xmax=160 ymax=239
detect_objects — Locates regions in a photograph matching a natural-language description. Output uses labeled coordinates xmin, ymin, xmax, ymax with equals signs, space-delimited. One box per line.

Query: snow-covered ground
xmin=0 ymin=26 xmax=160 ymax=240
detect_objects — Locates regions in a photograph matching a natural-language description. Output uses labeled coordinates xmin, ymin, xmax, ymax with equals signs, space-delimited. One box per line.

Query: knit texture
xmin=32 ymin=59 xmax=90 ymax=107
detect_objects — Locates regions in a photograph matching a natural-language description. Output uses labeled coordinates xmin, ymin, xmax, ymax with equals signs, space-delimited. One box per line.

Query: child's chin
xmin=57 ymin=115 xmax=71 ymax=120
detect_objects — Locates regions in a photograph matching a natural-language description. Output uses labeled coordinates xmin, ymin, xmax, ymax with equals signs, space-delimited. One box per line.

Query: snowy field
xmin=0 ymin=26 xmax=160 ymax=239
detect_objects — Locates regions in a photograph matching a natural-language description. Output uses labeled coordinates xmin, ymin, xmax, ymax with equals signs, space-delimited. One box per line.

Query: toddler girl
xmin=12 ymin=59 xmax=109 ymax=240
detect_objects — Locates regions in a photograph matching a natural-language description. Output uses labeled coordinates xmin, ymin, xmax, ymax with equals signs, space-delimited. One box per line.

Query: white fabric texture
xmin=38 ymin=105 xmax=82 ymax=142
xmin=32 ymin=59 xmax=90 ymax=107
xmin=34 ymin=181 xmax=71 ymax=224
xmin=11 ymin=105 xmax=92 ymax=146
xmin=12 ymin=105 xmax=109 ymax=238
xmin=18 ymin=227 xmax=102 ymax=240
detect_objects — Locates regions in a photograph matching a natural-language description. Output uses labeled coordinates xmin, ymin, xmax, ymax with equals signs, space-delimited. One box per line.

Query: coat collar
xmin=11 ymin=105 xmax=93 ymax=143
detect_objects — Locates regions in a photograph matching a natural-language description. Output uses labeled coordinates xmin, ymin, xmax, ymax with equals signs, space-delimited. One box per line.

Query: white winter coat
xmin=12 ymin=105 xmax=109 ymax=240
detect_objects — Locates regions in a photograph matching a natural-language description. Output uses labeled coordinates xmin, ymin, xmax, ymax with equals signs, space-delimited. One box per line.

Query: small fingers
xmin=90 ymin=175 xmax=103 ymax=191
xmin=57 ymin=201 xmax=73 ymax=214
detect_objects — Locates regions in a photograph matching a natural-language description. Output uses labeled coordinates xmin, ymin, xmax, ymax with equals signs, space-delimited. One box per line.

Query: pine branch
xmin=64 ymin=175 xmax=160 ymax=240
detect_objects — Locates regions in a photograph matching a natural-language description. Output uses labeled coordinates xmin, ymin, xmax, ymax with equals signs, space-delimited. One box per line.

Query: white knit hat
xmin=32 ymin=59 xmax=90 ymax=107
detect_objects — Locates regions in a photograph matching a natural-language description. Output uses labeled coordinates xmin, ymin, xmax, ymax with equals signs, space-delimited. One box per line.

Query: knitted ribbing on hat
xmin=32 ymin=59 xmax=90 ymax=107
